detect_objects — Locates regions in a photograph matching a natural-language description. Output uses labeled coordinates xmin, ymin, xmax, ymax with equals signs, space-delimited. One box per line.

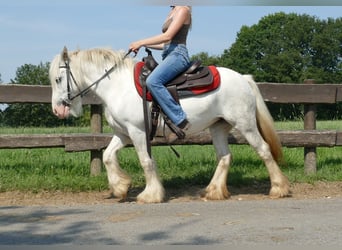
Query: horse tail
xmin=243 ymin=75 xmax=283 ymax=164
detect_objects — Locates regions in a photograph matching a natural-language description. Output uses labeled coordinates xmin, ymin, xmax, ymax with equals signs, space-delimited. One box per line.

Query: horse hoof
xmin=137 ymin=188 xmax=165 ymax=203
xmin=137 ymin=194 xmax=164 ymax=204
xmin=269 ymin=185 xmax=290 ymax=198
xmin=110 ymin=182 xmax=131 ymax=201
xmin=202 ymin=185 xmax=230 ymax=200
xmin=111 ymin=190 xmax=128 ymax=201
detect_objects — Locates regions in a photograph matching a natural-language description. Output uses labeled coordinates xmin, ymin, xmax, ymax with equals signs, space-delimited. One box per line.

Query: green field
xmin=0 ymin=121 xmax=341 ymax=192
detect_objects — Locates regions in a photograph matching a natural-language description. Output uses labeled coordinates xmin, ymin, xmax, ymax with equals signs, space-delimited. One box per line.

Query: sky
xmin=0 ymin=0 xmax=341 ymax=83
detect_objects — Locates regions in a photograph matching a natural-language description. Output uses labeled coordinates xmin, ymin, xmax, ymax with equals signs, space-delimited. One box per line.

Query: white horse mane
xmin=75 ymin=48 xmax=134 ymax=68
xmin=50 ymin=48 xmax=134 ymax=88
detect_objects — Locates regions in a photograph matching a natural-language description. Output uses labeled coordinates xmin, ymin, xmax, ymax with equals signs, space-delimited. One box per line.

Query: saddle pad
xmin=134 ymin=62 xmax=221 ymax=102
xmin=134 ymin=62 xmax=153 ymax=101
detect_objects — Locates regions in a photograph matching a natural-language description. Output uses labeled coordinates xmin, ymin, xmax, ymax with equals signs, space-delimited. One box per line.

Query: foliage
xmin=220 ymin=13 xmax=342 ymax=83
xmin=0 ymin=74 xmax=3 ymax=123
xmin=13 ymin=62 xmax=50 ymax=86
xmin=0 ymin=63 xmax=85 ymax=127
xmin=219 ymin=13 xmax=342 ymax=120
xmin=190 ymin=52 xmax=221 ymax=66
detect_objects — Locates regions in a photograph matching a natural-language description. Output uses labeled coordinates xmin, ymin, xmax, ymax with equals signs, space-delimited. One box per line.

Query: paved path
xmin=0 ymin=197 xmax=342 ymax=245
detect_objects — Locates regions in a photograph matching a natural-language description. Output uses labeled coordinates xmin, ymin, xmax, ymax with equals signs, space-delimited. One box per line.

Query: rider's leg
xmin=146 ymin=44 xmax=190 ymax=127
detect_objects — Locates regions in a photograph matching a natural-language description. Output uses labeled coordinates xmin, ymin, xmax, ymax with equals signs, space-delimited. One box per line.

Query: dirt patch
xmin=0 ymin=181 xmax=341 ymax=206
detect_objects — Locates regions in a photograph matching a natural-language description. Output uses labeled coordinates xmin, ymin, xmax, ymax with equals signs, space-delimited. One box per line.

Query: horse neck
xmin=81 ymin=62 xmax=135 ymax=104
xmin=72 ymin=49 xmax=133 ymax=94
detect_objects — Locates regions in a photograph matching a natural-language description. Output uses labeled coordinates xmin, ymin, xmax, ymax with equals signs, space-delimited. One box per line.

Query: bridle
xmin=58 ymin=60 xmax=114 ymax=107
xmin=58 ymin=49 xmax=135 ymax=107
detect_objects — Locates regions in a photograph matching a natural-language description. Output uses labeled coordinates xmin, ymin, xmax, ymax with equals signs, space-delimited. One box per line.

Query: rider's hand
xmin=129 ymin=41 xmax=142 ymax=54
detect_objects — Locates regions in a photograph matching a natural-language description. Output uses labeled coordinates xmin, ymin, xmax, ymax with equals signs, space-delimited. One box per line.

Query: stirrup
xmin=163 ymin=116 xmax=186 ymax=140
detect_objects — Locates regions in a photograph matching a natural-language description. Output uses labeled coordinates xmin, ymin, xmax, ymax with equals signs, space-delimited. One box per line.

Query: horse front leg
xmin=103 ymin=134 xmax=132 ymax=200
xmin=133 ymin=135 xmax=165 ymax=203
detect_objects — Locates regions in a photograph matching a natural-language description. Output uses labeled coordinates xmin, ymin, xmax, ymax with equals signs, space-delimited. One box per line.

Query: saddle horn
xmin=143 ymin=48 xmax=158 ymax=71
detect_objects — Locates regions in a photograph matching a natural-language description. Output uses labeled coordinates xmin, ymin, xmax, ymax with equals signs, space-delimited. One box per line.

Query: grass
xmin=0 ymin=120 xmax=342 ymax=192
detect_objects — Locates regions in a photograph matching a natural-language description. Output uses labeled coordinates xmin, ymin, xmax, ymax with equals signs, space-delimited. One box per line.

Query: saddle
xmin=133 ymin=48 xmax=221 ymax=142
xmin=134 ymin=50 xmax=221 ymax=102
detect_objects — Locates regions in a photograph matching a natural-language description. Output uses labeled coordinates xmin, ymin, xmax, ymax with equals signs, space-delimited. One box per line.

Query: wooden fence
xmin=1 ymin=81 xmax=342 ymax=175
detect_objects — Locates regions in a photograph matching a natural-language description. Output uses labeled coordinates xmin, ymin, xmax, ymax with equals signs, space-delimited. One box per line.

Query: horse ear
xmin=62 ymin=46 xmax=69 ymax=62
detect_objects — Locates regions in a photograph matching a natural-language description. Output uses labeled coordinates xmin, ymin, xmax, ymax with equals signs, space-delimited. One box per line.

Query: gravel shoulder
xmin=1 ymin=181 xmax=341 ymax=206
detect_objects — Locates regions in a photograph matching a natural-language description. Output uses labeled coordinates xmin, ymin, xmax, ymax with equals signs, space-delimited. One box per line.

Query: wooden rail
xmin=1 ymin=130 xmax=341 ymax=150
xmin=1 ymin=82 xmax=342 ymax=175
xmin=1 ymin=83 xmax=342 ymax=104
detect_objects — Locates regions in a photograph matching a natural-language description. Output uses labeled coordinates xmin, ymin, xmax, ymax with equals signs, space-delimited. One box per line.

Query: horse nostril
xmin=53 ymin=107 xmax=59 ymax=116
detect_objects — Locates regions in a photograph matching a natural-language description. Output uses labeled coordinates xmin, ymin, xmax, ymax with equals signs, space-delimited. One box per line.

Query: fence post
xmin=303 ymin=79 xmax=317 ymax=174
xmin=90 ymin=104 xmax=103 ymax=176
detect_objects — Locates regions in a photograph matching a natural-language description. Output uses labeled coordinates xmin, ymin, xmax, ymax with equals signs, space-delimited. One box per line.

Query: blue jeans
xmin=146 ymin=43 xmax=191 ymax=126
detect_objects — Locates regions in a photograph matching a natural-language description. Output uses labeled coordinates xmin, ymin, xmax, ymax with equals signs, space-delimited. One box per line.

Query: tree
xmin=308 ymin=17 xmax=342 ymax=83
xmin=190 ymin=52 xmax=220 ymax=66
xmin=0 ymin=74 xmax=2 ymax=125
xmin=2 ymin=63 xmax=81 ymax=127
xmin=220 ymin=13 xmax=342 ymax=120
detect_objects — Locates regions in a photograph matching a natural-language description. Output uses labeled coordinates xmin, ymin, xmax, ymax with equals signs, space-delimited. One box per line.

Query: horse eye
xmin=55 ymin=76 xmax=62 ymax=84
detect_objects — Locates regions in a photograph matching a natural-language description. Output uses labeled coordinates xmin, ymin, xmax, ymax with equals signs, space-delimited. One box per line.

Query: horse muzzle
xmin=53 ymin=104 xmax=70 ymax=119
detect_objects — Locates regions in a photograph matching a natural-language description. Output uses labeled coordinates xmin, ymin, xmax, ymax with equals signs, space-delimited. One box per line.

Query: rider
xmin=129 ymin=5 xmax=192 ymax=141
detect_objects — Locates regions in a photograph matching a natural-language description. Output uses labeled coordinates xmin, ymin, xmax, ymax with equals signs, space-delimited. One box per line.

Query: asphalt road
xmin=0 ymin=197 xmax=341 ymax=245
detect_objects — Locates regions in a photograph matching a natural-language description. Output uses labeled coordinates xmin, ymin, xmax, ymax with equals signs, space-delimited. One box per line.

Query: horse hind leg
xmin=203 ymin=120 xmax=232 ymax=200
xmin=239 ymin=125 xmax=290 ymax=198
